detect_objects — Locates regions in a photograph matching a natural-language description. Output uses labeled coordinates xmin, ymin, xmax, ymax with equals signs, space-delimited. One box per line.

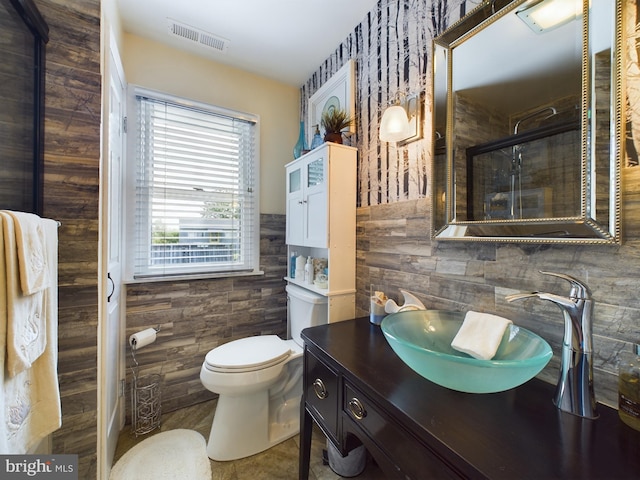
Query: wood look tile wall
xmin=35 ymin=0 xmax=101 ymax=477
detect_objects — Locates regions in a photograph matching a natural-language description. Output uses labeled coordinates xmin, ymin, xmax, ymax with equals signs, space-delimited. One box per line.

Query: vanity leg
xmin=299 ymin=403 xmax=312 ymax=480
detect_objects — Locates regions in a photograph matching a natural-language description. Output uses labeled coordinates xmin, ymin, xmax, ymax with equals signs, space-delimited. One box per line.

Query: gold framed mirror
xmin=432 ymin=0 xmax=622 ymax=244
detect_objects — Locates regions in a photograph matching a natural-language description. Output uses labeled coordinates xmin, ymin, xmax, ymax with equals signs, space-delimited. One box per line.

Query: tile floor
xmin=113 ymin=399 xmax=385 ymax=479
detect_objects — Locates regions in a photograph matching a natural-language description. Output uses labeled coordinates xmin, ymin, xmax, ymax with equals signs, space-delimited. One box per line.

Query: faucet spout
xmin=506 ymin=291 xmax=575 ymax=306
xmin=504 ymin=292 xmax=541 ymax=302
xmin=506 ymin=271 xmax=597 ymax=419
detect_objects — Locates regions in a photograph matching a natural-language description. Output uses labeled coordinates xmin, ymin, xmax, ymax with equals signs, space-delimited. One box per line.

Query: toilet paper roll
xmin=129 ymin=327 xmax=157 ymax=350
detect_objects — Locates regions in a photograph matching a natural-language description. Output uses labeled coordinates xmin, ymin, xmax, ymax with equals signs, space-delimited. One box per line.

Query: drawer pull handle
xmin=313 ymin=379 xmax=328 ymax=399
xmin=348 ymin=398 xmax=367 ymax=420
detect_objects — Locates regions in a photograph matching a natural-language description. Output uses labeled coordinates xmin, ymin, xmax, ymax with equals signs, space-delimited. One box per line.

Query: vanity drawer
xmin=304 ymin=349 xmax=339 ymax=442
xmin=344 ymin=382 xmax=461 ymax=480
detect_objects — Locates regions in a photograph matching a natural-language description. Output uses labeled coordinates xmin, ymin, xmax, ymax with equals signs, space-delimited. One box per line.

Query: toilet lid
xmin=204 ymin=335 xmax=291 ymax=372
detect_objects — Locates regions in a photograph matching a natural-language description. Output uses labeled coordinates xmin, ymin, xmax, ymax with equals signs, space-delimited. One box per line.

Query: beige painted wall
xmin=121 ymin=33 xmax=299 ymax=214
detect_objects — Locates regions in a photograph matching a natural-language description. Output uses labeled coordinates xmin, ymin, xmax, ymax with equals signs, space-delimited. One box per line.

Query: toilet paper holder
xmin=129 ymin=324 xmax=162 ymax=436
xmin=129 ymin=324 xmax=161 ymax=374
xmin=130 ymin=325 xmax=161 ymax=351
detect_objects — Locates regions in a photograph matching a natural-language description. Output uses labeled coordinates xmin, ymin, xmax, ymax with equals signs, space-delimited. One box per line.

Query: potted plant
xmin=321 ymin=108 xmax=352 ymax=144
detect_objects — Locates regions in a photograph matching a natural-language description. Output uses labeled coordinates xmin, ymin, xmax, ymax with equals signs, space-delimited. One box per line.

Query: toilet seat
xmin=204 ymin=335 xmax=291 ymax=373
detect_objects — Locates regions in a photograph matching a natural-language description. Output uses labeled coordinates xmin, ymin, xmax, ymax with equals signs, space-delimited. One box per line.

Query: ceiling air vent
xmin=167 ymin=19 xmax=229 ymax=53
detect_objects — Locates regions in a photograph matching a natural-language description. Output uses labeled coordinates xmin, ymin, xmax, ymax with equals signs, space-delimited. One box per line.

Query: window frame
xmin=123 ymin=86 xmax=262 ymax=283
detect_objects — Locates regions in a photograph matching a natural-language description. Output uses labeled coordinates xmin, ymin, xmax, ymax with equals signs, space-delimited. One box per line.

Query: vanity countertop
xmin=301 ymin=317 xmax=640 ymax=479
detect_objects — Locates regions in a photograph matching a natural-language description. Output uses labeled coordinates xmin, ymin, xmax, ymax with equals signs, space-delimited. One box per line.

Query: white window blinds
xmin=131 ymin=92 xmax=259 ymax=279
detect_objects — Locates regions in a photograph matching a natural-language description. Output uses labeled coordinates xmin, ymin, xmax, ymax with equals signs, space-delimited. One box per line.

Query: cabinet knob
xmin=313 ymin=379 xmax=328 ymax=399
xmin=348 ymin=397 xmax=367 ymax=420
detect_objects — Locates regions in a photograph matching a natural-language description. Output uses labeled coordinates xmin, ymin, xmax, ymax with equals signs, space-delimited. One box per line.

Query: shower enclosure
xmin=465 ymin=114 xmax=581 ymax=222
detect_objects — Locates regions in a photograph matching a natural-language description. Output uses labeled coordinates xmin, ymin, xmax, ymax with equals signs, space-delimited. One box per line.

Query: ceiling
xmin=116 ymin=0 xmax=377 ymax=87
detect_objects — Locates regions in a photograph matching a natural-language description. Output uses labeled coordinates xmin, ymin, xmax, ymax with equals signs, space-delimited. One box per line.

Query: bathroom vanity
xmin=300 ymin=317 xmax=640 ymax=479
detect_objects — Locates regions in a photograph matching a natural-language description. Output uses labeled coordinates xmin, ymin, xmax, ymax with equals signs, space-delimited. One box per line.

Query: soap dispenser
xmin=619 ymin=343 xmax=640 ymax=432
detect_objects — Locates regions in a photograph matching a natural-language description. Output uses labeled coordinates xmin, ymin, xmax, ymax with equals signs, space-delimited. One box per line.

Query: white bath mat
xmin=110 ymin=429 xmax=212 ymax=480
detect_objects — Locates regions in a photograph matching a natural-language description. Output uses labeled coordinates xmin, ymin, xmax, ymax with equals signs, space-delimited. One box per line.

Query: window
xmin=126 ymin=88 xmax=260 ymax=280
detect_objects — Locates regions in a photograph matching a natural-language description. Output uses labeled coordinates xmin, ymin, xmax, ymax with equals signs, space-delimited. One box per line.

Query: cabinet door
xmin=304 ymin=156 xmax=327 ymax=248
xmin=286 ymin=164 xmax=304 ymax=245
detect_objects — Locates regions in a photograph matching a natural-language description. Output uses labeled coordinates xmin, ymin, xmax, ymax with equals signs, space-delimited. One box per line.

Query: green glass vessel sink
xmin=380 ymin=310 xmax=552 ymax=393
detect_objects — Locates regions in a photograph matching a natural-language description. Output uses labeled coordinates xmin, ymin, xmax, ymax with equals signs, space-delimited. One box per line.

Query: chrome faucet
xmin=505 ymin=271 xmax=598 ymax=419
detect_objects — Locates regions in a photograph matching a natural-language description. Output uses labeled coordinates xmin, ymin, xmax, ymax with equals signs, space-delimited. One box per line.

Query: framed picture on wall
xmin=308 ymin=59 xmax=355 ymax=142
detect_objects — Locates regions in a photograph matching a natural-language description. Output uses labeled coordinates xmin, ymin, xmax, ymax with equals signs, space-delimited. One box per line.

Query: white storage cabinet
xmin=285 ymin=143 xmax=357 ymax=322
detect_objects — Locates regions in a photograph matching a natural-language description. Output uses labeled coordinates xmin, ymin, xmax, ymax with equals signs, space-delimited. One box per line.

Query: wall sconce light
xmin=379 ymin=92 xmax=423 ymax=145
xmin=516 ymin=0 xmax=580 ymax=34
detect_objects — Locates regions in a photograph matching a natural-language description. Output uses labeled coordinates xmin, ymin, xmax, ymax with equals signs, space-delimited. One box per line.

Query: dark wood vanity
xmin=299 ymin=317 xmax=640 ymax=479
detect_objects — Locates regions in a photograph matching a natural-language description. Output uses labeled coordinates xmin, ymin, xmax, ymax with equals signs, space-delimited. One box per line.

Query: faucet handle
xmin=539 ymin=271 xmax=591 ymax=299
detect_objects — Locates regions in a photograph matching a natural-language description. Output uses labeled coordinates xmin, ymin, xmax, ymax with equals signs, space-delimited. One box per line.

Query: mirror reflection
xmin=432 ymin=0 xmax=621 ymax=243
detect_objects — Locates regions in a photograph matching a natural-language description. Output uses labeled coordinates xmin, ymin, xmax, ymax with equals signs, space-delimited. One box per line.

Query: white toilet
xmin=199 ymin=283 xmax=327 ymax=461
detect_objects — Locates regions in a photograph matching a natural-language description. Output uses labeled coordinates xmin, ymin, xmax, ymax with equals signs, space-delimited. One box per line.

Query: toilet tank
xmin=286 ymin=283 xmax=328 ymax=346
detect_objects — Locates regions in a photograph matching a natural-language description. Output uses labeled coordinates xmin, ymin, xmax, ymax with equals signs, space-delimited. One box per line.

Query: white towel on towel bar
xmin=0 ymin=213 xmax=61 ymax=453
xmin=7 ymin=211 xmax=49 ymax=295
xmin=0 ymin=212 xmax=47 ymax=377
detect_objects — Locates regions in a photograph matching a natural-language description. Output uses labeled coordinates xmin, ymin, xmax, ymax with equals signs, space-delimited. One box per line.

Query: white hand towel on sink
xmin=451 ymin=311 xmax=513 ymax=360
